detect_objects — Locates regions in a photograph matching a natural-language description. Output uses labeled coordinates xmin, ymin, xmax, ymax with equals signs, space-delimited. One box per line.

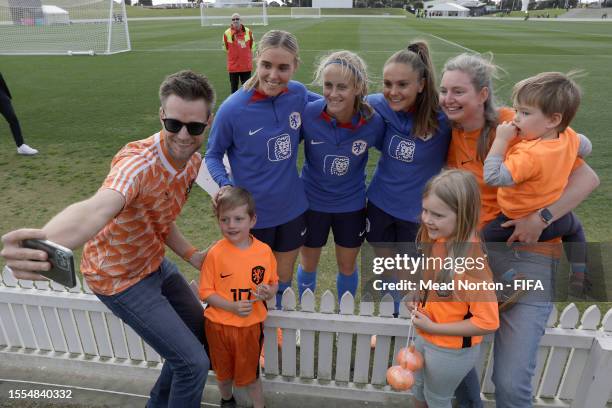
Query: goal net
xmin=0 ymin=0 xmax=131 ymax=55
xmin=201 ymin=2 xmax=268 ymax=27
xmin=290 ymin=7 xmax=321 ymax=18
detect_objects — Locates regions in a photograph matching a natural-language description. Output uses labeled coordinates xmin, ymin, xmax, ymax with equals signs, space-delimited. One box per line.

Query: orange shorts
xmin=205 ymin=319 xmax=263 ymax=386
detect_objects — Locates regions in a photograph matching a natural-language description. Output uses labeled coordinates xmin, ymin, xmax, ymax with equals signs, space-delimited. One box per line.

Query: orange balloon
xmin=396 ymin=344 xmax=424 ymax=371
xmin=386 ymin=365 xmax=415 ymax=391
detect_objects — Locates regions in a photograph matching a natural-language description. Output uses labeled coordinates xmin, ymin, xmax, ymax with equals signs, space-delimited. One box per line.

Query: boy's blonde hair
xmin=215 ymin=187 xmax=256 ymax=218
xmin=313 ymin=50 xmax=374 ymax=119
xmin=417 ymin=169 xmax=480 ymax=246
xmin=512 ymin=71 xmax=581 ymax=132
xmin=243 ymin=30 xmax=299 ymax=91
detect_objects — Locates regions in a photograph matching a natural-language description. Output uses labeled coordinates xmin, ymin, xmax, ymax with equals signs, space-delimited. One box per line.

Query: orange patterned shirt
xmin=81 ymin=132 xmax=201 ymax=295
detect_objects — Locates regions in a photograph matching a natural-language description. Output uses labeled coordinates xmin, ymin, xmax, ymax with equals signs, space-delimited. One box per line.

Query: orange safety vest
xmin=223 ymin=25 xmax=254 ymax=73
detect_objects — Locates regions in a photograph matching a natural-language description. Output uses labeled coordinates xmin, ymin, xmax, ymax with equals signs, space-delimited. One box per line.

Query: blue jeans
xmin=96 ymin=258 xmax=209 ymax=408
xmin=454 ymin=368 xmax=483 ymax=408
xmin=456 ymin=249 xmax=556 ymax=408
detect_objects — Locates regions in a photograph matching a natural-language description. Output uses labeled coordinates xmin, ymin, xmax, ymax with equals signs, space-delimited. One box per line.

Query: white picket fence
xmin=1 ymin=266 xmax=612 ymax=407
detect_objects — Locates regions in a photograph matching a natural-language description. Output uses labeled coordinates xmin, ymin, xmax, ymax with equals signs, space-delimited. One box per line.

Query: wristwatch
xmin=539 ymin=208 xmax=553 ymax=225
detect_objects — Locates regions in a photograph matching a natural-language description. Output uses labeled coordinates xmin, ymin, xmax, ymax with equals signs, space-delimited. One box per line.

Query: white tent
xmin=42 ymin=5 xmax=69 ymax=24
xmin=427 ymin=2 xmax=469 ymax=17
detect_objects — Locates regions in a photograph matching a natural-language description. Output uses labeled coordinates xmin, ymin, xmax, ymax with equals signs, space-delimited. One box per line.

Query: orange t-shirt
xmin=446 ymin=108 xmax=516 ymax=229
xmin=498 ymin=128 xmax=581 ymax=219
xmin=81 ymin=132 xmax=201 ymax=295
xmin=447 ymin=108 xmax=585 ymax=232
xmin=199 ymin=237 xmax=279 ymax=327
xmin=417 ymin=240 xmax=499 ymax=349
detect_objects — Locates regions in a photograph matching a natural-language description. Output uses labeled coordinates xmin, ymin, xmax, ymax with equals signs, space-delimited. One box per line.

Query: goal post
xmin=0 ymin=0 xmax=131 ymax=56
xmin=290 ymin=7 xmax=321 ymax=18
xmin=200 ymin=1 xmax=268 ymax=27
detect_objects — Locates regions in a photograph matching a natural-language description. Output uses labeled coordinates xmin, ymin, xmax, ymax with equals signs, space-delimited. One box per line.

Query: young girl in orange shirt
xmin=410 ymin=169 xmax=499 ymax=408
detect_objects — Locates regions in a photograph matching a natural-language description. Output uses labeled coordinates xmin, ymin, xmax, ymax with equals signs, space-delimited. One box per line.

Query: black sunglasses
xmin=162 ymin=118 xmax=207 ymax=136
xmin=232 ymin=18 xmax=240 ymax=21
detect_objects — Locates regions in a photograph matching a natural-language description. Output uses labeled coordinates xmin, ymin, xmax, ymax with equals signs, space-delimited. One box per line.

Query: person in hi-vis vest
xmin=223 ymin=13 xmax=255 ymax=94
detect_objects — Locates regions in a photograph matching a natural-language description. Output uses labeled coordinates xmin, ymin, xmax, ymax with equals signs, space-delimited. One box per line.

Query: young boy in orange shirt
xmin=483 ymin=72 xmax=592 ymax=293
xmin=199 ymin=187 xmax=278 ymax=408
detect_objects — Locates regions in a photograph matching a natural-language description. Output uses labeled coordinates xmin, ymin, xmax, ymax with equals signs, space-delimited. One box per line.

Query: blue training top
xmin=301 ymin=99 xmax=385 ymax=213
xmin=366 ymin=93 xmax=451 ymax=223
xmin=205 ymin=81 xmax=310 ymax=229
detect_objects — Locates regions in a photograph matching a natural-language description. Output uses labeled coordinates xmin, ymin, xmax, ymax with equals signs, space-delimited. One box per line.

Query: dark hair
xmin=384 ymin=40 xmax=439 ymax=139
xmin=159 ymin=70 xmax=216 ymax=109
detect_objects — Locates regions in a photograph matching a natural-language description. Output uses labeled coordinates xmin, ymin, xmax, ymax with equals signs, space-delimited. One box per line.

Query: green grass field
xmin=0 ymin=15 xmax=610 ymax=311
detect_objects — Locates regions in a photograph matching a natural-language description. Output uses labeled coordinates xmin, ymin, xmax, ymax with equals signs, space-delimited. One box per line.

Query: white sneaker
xmin=17 ymin=144 xmax=38 ymax=155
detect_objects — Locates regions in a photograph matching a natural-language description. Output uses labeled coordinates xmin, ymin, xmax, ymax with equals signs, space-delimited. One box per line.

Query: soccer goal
xmin=0 ymin=0 xmax=130 ymax=56
xmin=200 ymin=1 xmax=268 ymax=27
xmin=290 ymin=7 xmax=321 ymax=18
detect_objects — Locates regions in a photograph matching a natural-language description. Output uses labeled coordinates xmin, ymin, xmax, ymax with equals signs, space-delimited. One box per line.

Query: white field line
xmin=0 ymin=378 xmax=219 ymax=407
xmin=427 ymin=33 xmax=476 ymax=53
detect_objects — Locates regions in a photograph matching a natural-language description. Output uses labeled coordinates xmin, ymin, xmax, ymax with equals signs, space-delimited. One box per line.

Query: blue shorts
xmin=365 ymin=201 xmax=419 ymax=245
xmin=251 ymin=212 xmax=307 ymax=252
xmin=304 ymin=208 xmax=366 ymax=249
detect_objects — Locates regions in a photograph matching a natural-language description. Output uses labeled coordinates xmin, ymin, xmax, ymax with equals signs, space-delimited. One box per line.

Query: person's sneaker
xmin=17 ymin=144 xmax=38 ymax=155
xmin=220 ymin=396 xmax=236 ymax=408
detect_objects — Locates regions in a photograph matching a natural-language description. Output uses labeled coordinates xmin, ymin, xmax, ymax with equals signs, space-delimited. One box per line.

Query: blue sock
xmin=297 ymin=264 xmax=317 ymax=300
xmin=276 ymin=280 xmax=292 ymax=309
xmin=337 ymin=266 xmax=359 ymax=299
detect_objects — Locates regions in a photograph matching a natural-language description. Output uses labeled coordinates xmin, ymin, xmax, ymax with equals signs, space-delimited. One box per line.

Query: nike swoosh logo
xmin=310 ymin=140 xmax=324 ymax=145
xmin=358 ymin=230 xmax=366 ymax=237
xmin=300 ymin=228 xmax=307 ymax=236
xmin=249 ymin=127 xmax=263 ymax=136
xmin=220 ymin=273 xmax=232 ymax=278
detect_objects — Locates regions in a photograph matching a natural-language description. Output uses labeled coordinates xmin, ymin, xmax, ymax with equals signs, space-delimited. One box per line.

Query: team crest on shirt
xmin=289 ymin=112 xmax=301 ymax=130
xmin=252 ymin=265 xmax=265 ymax=285
xmin=267 ymin=134 xmax=292 ymax=161
xmin=324 ymin=155 xmax=349 ymax=176
xmin=388 ymin=135 xmax=415 ymax=163
xmin=352 ymin=140 xmax=368 ymax=156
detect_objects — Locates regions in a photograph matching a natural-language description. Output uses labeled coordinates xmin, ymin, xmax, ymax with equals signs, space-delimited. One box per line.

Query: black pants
xmin=483 ymin=211 xmax=586 ymax=263
xmin=0 ymin=89 xmax=24 ymax=147
xmin=229 ymin=71 xmax=251 ymax=94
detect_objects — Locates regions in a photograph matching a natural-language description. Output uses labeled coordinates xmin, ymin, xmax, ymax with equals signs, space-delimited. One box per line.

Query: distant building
xmin=425 ymin=2 xmax=470 ymax=17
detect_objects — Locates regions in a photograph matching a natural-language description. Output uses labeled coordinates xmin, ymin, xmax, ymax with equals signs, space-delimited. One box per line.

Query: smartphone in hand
xmin=22 ymin=239 xmax=77 ymax=288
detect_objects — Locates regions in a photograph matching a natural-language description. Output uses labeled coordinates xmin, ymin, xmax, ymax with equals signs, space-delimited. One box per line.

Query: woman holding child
xmin=440 ymin=53 xmax=599 ymax=408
